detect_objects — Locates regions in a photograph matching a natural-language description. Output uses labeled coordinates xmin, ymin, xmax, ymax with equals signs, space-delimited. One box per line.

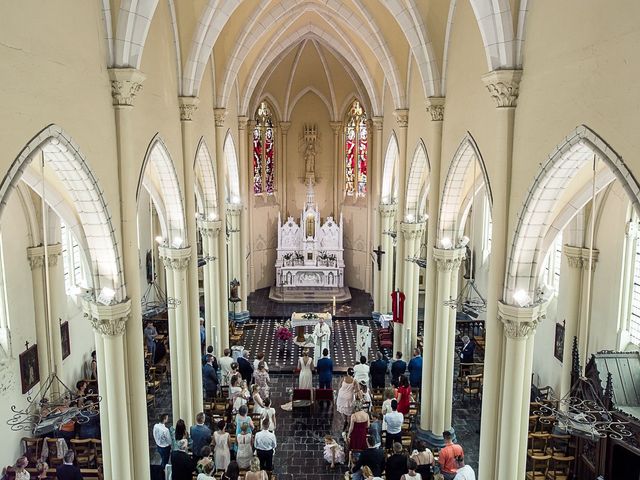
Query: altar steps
xmin=267 ymin=286 xmax=351 ymax=304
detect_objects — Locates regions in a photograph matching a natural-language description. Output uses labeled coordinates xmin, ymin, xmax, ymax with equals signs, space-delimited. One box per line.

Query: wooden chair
xmin=45 ymin=438 xmax=64 ymax=467
xmin=527 ymin=432 xmax=550 ymax=456
xmin=292 ymin=388 xmax=313 ymax=413
xmin=462 ymin=374 xmax=483 ymax=402
xmin=526 ymin=454 xmax=551 ymax=479
xmin=21 ymin=437 xmax=43 ymax=466
xmin=314 ymin=388 xmax=334 ymax=406
xmin=545 ymin=454 xmax=574 ymax=479
xmin=537 ymin=416 xmax=556 ymax=434
xmin=528 ymin=415 xmax=540 ymax=433
xmin=546 ymin=433 xmax=571 ymax=457
xmin=71 ymin=439 xmax=95 ymax=468
xmin=91 ymin=439 xmax=103 ymax=469
xmin=146 ymin=393 xmax=156 ymax=408
xmin=79 ymin=468 xmax=101 ymax=480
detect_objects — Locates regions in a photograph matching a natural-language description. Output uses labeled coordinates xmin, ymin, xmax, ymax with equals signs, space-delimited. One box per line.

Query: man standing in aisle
xmin=408 ymin=348 xmax=423 ymax=389
xmin=312 ymin=317 xmax=331 ymax=366
xmin=153 ymin=413 xmax=172 ymax=468
xmin=316 ymin=348 xmax=333 ymax=389
xmin=219 ymin=348 xmax=234 ymax=386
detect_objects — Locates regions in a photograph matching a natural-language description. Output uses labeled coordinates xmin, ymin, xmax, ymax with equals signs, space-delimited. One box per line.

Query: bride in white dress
xmin=298 ymin=349 xmax=313 ymax=389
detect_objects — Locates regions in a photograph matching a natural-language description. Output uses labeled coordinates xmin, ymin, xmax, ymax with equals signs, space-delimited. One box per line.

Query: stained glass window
xmin=345 ymin=100 xmax=367 ymax=197
xmin=253 ymin=102 xmax=276 ymax=195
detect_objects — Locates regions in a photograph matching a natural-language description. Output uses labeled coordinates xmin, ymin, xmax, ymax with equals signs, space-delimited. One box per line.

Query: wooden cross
xmin=373 ymin=245 xmax=385 ymax=271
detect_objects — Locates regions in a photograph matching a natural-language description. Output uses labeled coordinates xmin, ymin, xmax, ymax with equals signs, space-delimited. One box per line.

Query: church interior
xmin=1 ymin=1 xmax=640 ymax=479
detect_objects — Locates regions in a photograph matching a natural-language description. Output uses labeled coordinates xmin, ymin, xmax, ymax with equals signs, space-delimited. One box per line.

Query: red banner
xmin=391 ymin=290 xmax=406 ymax=325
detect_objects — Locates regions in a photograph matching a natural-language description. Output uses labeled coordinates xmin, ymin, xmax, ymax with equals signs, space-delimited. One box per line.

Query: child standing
xmin=323 ymin=435 xmax=346 ymax=469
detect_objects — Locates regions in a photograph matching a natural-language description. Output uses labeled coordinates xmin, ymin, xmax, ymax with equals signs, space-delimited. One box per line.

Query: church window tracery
xmin=345 ymin=100 xmax=367 ymax=197
xmin=253 ymin=101 xmax=276 ymax=195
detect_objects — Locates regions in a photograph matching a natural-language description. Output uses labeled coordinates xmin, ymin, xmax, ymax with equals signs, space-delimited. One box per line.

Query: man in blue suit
xmin=316 ymin=348 xmax=333 ymax=389
xmin=202 ymin=354 xmax=218 ymax=399
xmin=190 ymin=412 xmax=212 ymax=460
xmin=407 ymin=348 xmax=423 ymax=388
xmin=390 ymin=351 xmax=407 ymax=387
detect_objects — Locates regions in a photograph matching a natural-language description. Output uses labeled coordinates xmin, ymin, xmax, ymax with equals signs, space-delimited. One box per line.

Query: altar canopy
xmin=276 ymin=183 xmax=345 ymax=288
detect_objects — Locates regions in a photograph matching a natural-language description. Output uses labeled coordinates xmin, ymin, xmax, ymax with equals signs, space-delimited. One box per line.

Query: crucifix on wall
xmin=373 ymin=245 xmax=385 ymax=271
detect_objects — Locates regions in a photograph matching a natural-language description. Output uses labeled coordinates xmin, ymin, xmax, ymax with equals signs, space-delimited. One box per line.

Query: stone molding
xmin=563 ymin=245 xmax=599 ymax=270
xmin=371 ymin=117 xmax=383 ymax=130
xmin=198 ymin=220 xmax=222 ymax=238
xmin=329 ymin=121 xmax=342 ymax=134
xmin=83 ymin=298 xmax=131 ymax=337
xmin=214 ymin=108 xmax=227 ymax=127
xmin=280 ymin=121 xmax=292 ymax=134
xmin=498 ymin=300 xmax=547 ymax=339
xmin=481 ymin=70 xmax=522 ymax=108
xmin=227 ymin=203 xmax=242 ymax=215
xmin=393 ymin=109 xmax=409 ymax=128
xmin=432 ymin=247 xmax=465 ymax=272
xmin=158 ymin=246 xmax=192 ymax=271
xmin=580 ymin=248 xmax=599 ymax=271
xmin=400 ymin=222 xmax=426 ymax=241
xmin=108 ymin=68 xmax=146 ymax=107
xmin=27 ymin=244 xmax=62 ymax=270
xmin=379 ymin=203 xmax=397 ymax=218
xmin=178 ymin=96 xmax=199 ymax=121
xmin=237 ymin=115 xmax=249 ymax=130
xmin=426 ymin=97 xmax=445 ymax=122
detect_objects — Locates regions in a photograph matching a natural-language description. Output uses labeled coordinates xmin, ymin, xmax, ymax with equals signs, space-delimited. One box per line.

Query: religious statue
xmin=229 ymin=278 xmax=241 ymax=302
xmin=312 ymin=317 xmax=331 ymax=366
xmin=302 ymin=124 xmax=318 ymax=184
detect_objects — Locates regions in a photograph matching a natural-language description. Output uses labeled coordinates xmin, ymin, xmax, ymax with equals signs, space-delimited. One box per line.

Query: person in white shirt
xmin=254 ymin=419 xmax=277 ymax=471
xmin=453 ymin=455 xmax=475 ymax=480
xmin=353 ymin=355 xmax=370 ymax=388
xmin=219 ymin=349 xmax=234 ymax=386
xmin=153 ymin=413 xmax=172 ymax=468
xmin=253 ymin=352 xmax=269 ymax=372
xmin=383 ymin=399 xmax=404 ymax=449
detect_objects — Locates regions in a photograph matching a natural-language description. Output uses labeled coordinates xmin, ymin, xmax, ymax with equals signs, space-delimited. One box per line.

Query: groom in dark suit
xmin=238 ymin=350 xmax=254 ymax=384
xmin=316 ymin=348 xmax=333 ymax=389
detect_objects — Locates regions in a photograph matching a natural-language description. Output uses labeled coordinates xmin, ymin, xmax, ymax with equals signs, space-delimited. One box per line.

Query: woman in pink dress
xmin=253 ymin=361 xmax=270 ymax=399
xmin=336 ymin=367 xmax=359 ymax=430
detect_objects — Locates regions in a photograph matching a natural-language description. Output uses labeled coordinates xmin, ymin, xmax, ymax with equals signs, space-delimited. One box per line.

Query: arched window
xmin=345 ymin=100 xmax=368 ymax=197
xmin=253 ymin=101 xmax=276 ymax=195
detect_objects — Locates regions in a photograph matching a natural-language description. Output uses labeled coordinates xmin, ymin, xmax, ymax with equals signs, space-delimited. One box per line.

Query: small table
xmin=290 ymin=312 xmax=332 ymax=342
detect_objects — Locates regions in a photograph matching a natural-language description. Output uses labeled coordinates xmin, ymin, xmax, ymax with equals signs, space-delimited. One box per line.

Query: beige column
xmin=379 ymin=203 xmax=397 ymax=314
xmin=199 ymin=220 xmax=223 ymax=355
xmin=280 ymin=121 xmax=291 ymax=216
xmin=108 ymin=68 xmax=150 ymax=480
xmin=329 ymin=121 xmax=342 ymax=217
xmin=227 ymin=203 xmax=242 ymax=320
xmin=247 ymin=119 xmax=257 ymax=294
xmin=179 ymin=96 xmax=203 ymax=416
xmin=578 ymin=247 xmax=598 ymax=361
xmin=420 ymin=97 xmax=445 ymax=431
xmin=214 ymin=109 xmax=230 ymax=348
xmin=399 ymin=222 xmax=425 ymax=355
xmin=159 ymin=246 xmax=194 ymax=425
xmin=371 ymin=117 xmax=384 ymax=311
xmin=46 ymin=245 xmax=65 ymax=381
xmin=478 ymin=69 xmax=521 ymax=480
xmin=84 ymin=299 xmax=134 ymax=480
xmin=93 ymin=333 xmax=111 ymax=480
xmin=426 ymin=247 xmax=465 ymax=442
xmin=393 ymin=110 xmax=409 ymax=303
xmin=496 ymin=301 xmax=546 ymax=480
xmin=27 ymin=247 xmax=51 ymax=384
xmin=237 ymin=116 xmax=250 ymax=310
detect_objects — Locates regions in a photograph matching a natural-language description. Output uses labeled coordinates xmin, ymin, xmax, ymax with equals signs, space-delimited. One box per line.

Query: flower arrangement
xmin=302 ymin=312 xmax=319 ymax=320
xmin=275 ymin=324 xmax=293 ymax=342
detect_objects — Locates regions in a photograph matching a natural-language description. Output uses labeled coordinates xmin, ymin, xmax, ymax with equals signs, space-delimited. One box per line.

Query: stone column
xmin=379 ymin=203 xmax=397 ymax=314
xmin=214 ymin=108 xmax=230 ymax=348
xmin=399 ymin=222 xmax=425 ymax=355
xmin=329 ymin=121 xmax=342 ymax=217
xmin=27 ymin=247 xmax=52 ymax=384
xmin=496 ymin=301 xmax=546 ymax=480
xmin=420 ymin=97 xmax=445 ymax=431
xmin=199 ymin=220 xmax=223 ymax=355
xmin=478 ymin=69 xmax=521 ymax=480
xmin=371 ymin=117 xmax=384 ymax=311
xmin=227 ymin=203 xmax=242 ymax=319
xmin=280 ymin=121 xmax=292 ymax=216
xmin=108 ymin=67 xmax=150 ymax=480
xmin=179 ymin=96 xmax=204 ymax=416
xmin=237 ymin=116 xmax=250 ymax=310
xmin=393 ymin=110 xmax=409 ymax=303
xmin=84 ymin=299 xmax=134 ymax=480
xmin=159 ymin=246 xmax=194 ymax=425
xmin=423 ymin=247 xmax=465 ymax=446
xmin=578 ymin=247 xmax=598 ymax=361
xmin=45 ymin=245 xmax=65 ymax=383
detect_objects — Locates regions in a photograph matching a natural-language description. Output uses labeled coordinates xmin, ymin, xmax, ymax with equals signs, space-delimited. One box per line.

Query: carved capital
xmin=108 ymin=68 xmax=146 ymax=107
xmin=214 ymin=108 xmax=227 ymax=127
xmin=379 ymin=203 xmax=397 ymax=218
xmin=371 ymin=117 xmax=383 ymax=131
xmin=393 ymin=109 xmax=409 ymax=128
xmin=158 ymin=246 xmax=192 ymax=271
xmin=432 ymin=247 xmax=465 ymax=272
xmin=426 ymin=97 xmax=445 ymax=121
xmin=563 ymin=245 xmax=583 ymax=269
xmin=83 ymin=299 xmax=131 ymax=337
xmin=580 ymin=248 xmax=599 ymax=271
xmin=400 ymin=222 xmax=426 ymax=241
xmin=198 ymin=220 xmax=222 ymax=238
xmin=482 ymin=70 xmax=522 ymax=108
xmin=178 ymin=96 xmax=199 ymax=121
xmin=227 ymin=204 xmax=242 ymax=216
xmin=237 ymin=115 xmax=249 ymax=130
xmin=498 ymin=300 xmax=546 ymax=339
xmin=27 ymin=244 xmax=62 ymax=270
xmin=279 ymin=121 xmax=292 ymax=135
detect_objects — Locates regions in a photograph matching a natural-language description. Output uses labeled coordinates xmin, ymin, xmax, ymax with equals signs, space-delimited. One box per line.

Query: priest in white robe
xmin=312 ymin=317 xmax=331 ymax=366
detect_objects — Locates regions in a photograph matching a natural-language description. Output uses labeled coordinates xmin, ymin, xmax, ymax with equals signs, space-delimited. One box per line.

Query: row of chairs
xmin=2 ymin=466 xmax=101 ymax=480
xmin=22 ymin=437 xmax=102 ymax=469
xmin=527 ymin=405 xmax=575 ymax=480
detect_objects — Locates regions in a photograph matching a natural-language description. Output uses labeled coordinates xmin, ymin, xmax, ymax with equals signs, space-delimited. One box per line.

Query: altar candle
xmin=332 ymin=296 xmax=336 ymax=314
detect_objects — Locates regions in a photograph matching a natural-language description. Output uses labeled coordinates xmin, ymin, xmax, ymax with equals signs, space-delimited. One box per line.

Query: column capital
xmin=237 ymin=116 xmax=249 ymax=130
xmin=214 ymin=108 xmax=227 ymax=127
xmin=400 ymin=221 xmax=426 ymax=241
xmin=580 ymin=247 xmax=599 ymax=271
xmin=371 ymin=117 xmax=383 ymax=130
xmin=432 ymin=247 xmax=465 ymax=272
xmin=563 ymin=244 xmax=584 ymax=269
xmin=83 ymin=298 xmax=131 ymax=337
xmin=425 ymin=97 xmax=445 ymax=122
xmin=159 ymin=246 xmax=192 ymax=271
xmin=279 ymin=121 xmax=292 ymax=134
xmin=498 ymin=300 xmax=546 ymax=339
xmin=226 ymin=203 xmax=242 ymax=215
xmin=107 ymin=68 xmax=146 ymax=107
xmin=393 ymin=109 xmax=409 ymax=128
xmin=329 ymin=121 xmax=342 ymax=134
xmin=379 ymin=203 xmax=397 ymax=218
xmin=198 ymin=220 xmax=222 ymax=238
xmin=481 ymin=69 xmax=522 ymax=108
xmin=178 ymin=96 xmax=199 ymax=121
xmin=27 ymin=244 xmax=62 ymax=270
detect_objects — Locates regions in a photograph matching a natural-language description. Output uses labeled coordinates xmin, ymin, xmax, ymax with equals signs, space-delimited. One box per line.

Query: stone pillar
xmin=496 ymin=301 xmax=546 ymax=480
xmin=329 ymin=121 xmax=342 ymax=218
xmin=578 ymin=247 xmax=598 ymax=361
xmin=379 ymin=203 xmax=397 ymax=314
xmin=227 ymin=203 xmax=242 ymax=319
xmin=393 ymin=110 xmax=409 ymax=304
xmin=46 ymin=245 xmax=65 ymax=382
xmin=199 ymin=220 xmax=223 ymax=355
xmin=179 ymin=96 xmax=204 ymax=416
xmin=27 ymin=246 xmax=52 ymax=384
xmin=84 ymin=299 xmax=134 ymax=480
xmin=478 ymin=69 xmax=521 ymax=480
xmin=108 ymin=67 xmax=150 ymax=480
xmin=399 ymin=222 xmax=425 ymax=355
xmin=159 ymin=246 xmax=194 ymax=425
xmin=280 ymin=121 xmax=291 ymax=216
xmin=371 ymin=117 xmax=384 ymax=311
xmin=237 ymin=116 xmax=250 ymax=310
xmin=423 ymin=247 xmax=464 ymax=446
xmin=420 ymin=97 xmax=445 ymax=431
xmin=214 ymin=108 xmax=230 ymax=348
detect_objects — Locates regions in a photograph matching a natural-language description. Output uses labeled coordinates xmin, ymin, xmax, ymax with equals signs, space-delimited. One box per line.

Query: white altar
xmin=276 ymin=184 xmax=345 ymax=288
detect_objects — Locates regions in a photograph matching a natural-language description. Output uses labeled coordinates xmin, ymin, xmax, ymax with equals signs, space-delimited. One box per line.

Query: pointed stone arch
xmin=194 ymin=138 xmax=218 ymax=221
xmin=406 ymin=140 xmax=430 ymax=219
xmin=381 ymin=132 xmax=400 ymax=205
xmin=223 ymin=132 xmax=241 ymax=204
